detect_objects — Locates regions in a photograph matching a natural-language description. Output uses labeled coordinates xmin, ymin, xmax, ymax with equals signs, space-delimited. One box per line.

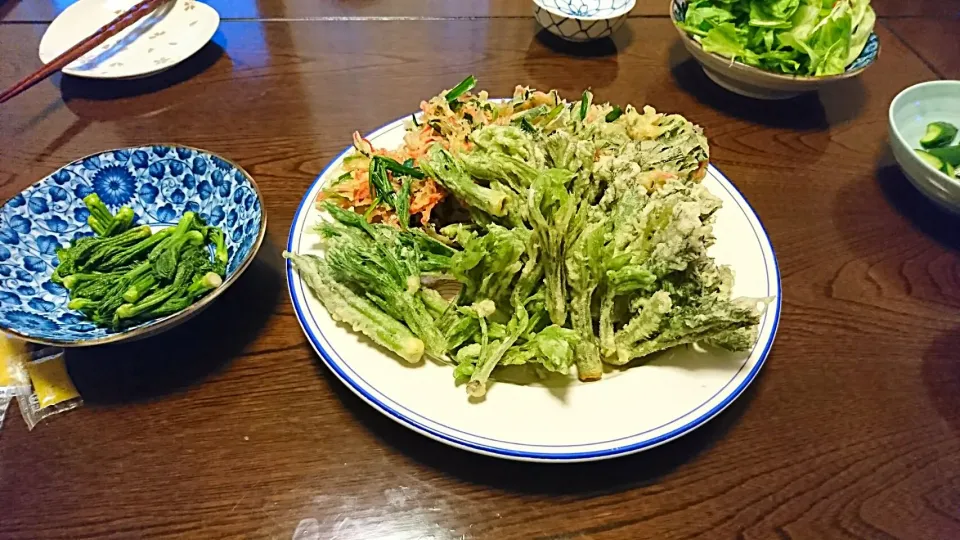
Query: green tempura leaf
xmin=420 ymin=145 xmax=509 ymax=218
xmin=287 ymin=253 xmax=425 ymax=363
xmin=527 ymin=169 xmax=577 ymax=326
xmin=319 ymin=206 xmax=449 ymax=356
xmin=294 ymin=79 xmax=771 ymax=397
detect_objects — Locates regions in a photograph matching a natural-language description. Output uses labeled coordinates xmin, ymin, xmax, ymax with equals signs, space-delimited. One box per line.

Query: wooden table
xmin=2 ymin=2 xmax=959 ymax=539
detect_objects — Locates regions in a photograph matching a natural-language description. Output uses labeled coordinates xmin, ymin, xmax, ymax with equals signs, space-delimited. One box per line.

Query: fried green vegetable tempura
xmin=310 ymin=203 xmax=455 ymax=357
xmin=287 ymin=252 xmax=425 ymax=362
xmin=289 ymin=79 xmax=769 ymax=398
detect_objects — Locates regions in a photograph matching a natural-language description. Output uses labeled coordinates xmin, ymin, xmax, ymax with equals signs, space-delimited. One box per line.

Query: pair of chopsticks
xmin=0 ymin=0 xmax=171 ymax=104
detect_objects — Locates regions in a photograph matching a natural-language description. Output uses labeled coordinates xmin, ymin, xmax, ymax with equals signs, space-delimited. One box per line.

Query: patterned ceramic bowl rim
xmin=534 ymin=0 xmax=637 ymax=21
xmin=669 ymin=0 xmax=880 ymax=82
xmin=0 ymin=145 xmax=268 ymax=347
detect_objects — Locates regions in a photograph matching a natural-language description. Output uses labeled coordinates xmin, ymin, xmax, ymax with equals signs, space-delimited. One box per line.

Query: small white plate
xmin=39 ymin=0 xmax=219 ymax=80
xmin=287 ymin=114 xmax=782 ymax=462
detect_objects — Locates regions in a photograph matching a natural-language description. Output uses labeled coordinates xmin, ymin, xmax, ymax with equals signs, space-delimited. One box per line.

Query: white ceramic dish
xmin=287 ymin=114 xmax=781 ymax=462
xmin=39 ymin=0 xmax=219 ymax=80
xmin=888 ymin=80 xmax=960 ymax=213
xmin=533 ymin=0 xmax=635 ymax=42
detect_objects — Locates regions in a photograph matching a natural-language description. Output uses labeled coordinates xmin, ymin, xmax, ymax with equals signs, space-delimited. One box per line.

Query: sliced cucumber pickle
xmin=916 ymin=149 xmax=959 ymax=178
xmin=926 ymin=145 xmax=960 ymax=167
xmin=916 ymin=149 xmax=945 ymax=171
xmin=920 ymin=121 xmax=959 ymax=149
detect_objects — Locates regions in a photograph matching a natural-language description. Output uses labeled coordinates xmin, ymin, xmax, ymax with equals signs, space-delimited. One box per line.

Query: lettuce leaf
xmin=748 ymin=0 xmax=800 ymax=29
xmin=700 ymin=23 xmax=758 ymax=65
xmin=680 ymin=0 xmax=875 ymax=76
xmin=680 ymin=1 xmax=738 ymax=36
xmin=805 ymin=0 xmax=854 ymax=75
xmin=845 ymin=0 xmax=876 ymax=67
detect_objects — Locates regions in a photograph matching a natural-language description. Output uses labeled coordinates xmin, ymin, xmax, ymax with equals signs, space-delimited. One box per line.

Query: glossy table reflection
xmin=2 ymin=0 xmax=957 ymax=20
xmin=1 ymin=5 xmax=960 ymax=540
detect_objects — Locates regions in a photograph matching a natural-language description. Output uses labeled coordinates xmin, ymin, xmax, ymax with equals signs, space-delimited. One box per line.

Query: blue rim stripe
xmin=295 ymin=169 xmax=771 ymax=449
xmin=286 ymin=117 xmax=781 ymax=462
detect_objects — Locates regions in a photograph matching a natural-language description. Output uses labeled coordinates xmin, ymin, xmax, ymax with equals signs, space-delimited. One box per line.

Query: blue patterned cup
xmin=534 ymin=0 xmax=636 ymax=42
xmin=0 ymin=145 xmax=266 ymax=346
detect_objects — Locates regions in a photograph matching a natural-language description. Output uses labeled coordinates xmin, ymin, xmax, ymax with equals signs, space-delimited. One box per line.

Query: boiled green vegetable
xmin=54 ymin=197 xmax=228 ymax=330
xmin=84 ymin=193 xmax=135 ymax=237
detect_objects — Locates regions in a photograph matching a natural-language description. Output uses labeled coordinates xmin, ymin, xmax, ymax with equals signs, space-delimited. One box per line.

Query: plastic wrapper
xmin=17 ymin=348 xmax=82 ymax=430
xmin=0 ymin=334 xmax=31 ymax=400
xmin=0 ymin=398 xmax=10 ymax=432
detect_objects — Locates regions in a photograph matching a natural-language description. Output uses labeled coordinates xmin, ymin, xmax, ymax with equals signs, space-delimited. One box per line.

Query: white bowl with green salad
xmin=672 ymin=0 xmax=879 ymax=100
xmin=889 ymin=81 xmax=960 ymax=213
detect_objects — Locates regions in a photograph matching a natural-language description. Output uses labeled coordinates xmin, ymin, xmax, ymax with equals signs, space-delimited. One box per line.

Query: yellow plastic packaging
xmin=0 ymin=335 xmax=36 ymax=433
xmin=0 ymin=334 xmax=30 ymax=399
xmin=17 ymin=349 xmax=81 ymax=430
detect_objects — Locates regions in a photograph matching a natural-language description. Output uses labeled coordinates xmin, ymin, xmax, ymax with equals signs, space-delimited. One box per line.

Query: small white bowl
xmin=888 ymin=80 xmax=960 ymax=213
xmin=534 ymin=0 xmax=635 ymax=42
xmin=670 ymin=0 xmax=879 ymax=100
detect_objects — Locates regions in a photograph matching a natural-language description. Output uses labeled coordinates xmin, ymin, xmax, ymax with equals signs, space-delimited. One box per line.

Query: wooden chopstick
xmin=0 ymin=0 xmax=171 ymax=104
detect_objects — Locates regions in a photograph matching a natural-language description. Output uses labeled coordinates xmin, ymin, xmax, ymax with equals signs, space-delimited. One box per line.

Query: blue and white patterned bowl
xmin=0 ymin=145 xmax=266 ymax=346
xmin=534 ymin=0 xmax=636 ymax=42
xmin=671 ymin=0 xmax=880 ymax=100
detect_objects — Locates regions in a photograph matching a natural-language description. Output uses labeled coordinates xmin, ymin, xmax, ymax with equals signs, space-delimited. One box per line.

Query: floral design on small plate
xmin=38 ymin=0 xmax=220 ymax=80
xmin=0 ymin=146 xmax=266 ymax=345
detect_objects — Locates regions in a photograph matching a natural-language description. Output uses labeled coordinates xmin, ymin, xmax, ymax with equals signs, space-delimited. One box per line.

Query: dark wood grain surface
xmin=871 ymin=0 xmax=960 ymax=18
xmin=4 ymin=0 xmax=956 ymax=21
xmin=1 ymin=7 xmax=960 ymax=540
xmin=886 ymin=17 xmax=960 ymax=79
xmin=3 ymin=0 xmax=534 ymax=21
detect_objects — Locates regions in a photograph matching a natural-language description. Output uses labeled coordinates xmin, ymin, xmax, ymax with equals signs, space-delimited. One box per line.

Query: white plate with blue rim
xmin=39 ymin=0 xmax=219 ymax=80
xmin=287 ymin=114 xmax=781 ymax=462
xmin=0 ymin=145 xmax=265 ymax=347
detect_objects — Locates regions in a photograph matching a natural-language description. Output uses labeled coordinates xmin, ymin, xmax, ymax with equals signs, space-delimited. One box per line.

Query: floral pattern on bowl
xmin=538 ymin=0 xmax=634 ymax=18
xmin=534 ymin=0 xmax=635 ymax=42
xmin=0 ymin=145 xmax=266 ymax=345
